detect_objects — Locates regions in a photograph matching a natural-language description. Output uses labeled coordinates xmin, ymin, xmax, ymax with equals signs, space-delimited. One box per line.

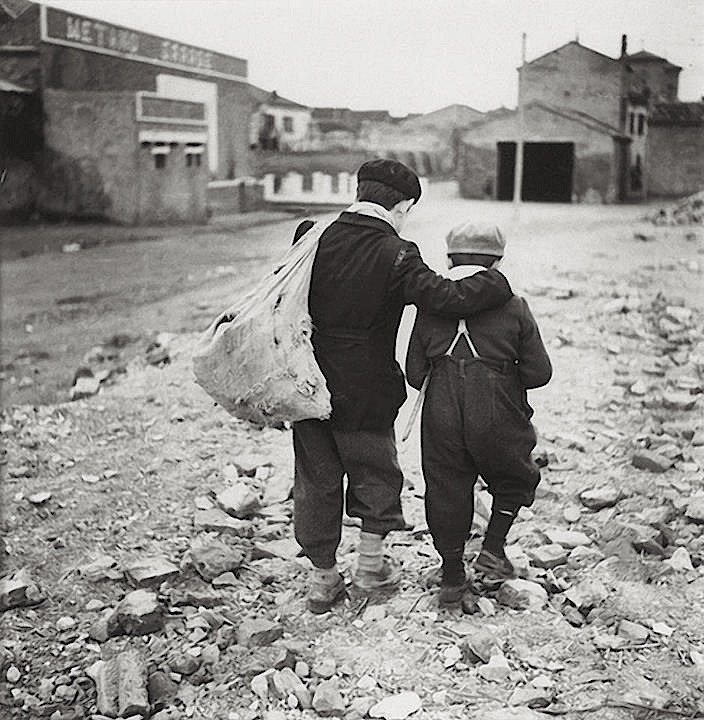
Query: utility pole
xmin=513 ymin=32 xmax=526 ymax=217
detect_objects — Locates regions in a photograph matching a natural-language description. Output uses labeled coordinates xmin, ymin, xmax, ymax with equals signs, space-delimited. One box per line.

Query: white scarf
xmin=442 ymin=264 xmax=486 ymax=279
xmin=345 ymin=201 xmax=397 ymax=231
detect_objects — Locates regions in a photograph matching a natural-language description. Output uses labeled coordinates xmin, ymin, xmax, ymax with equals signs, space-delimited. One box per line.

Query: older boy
xmin=405 ymin=221 xmax=552 ymax=607
xmin=293 ymin=162 xmax=514 ymax=613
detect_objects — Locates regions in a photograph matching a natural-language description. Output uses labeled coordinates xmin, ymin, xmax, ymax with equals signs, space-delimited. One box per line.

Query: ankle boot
xmin=307 ymin=566 xmax=346 ymax=614
xmin=438 ymin=556 xmax=466 ymax=607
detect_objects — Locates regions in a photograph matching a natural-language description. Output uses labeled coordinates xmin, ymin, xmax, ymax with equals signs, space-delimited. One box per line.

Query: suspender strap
xmin=444 ymin=319 xmax=481 ymax=358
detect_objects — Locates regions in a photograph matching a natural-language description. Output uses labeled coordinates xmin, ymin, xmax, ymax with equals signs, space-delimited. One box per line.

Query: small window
xmin=637 ymin=114 xmax=645 ymax=136
xmin=629 ymin=111 xmax=635 ymax=135
xmin=186 ymin=154 xmax=201 ymax=168
xmin=273 ymin=175 xmax=282 ymax=193
xmin=302 ymin=173 xmax=313 ymax=191
xmin=151 ymin=143 xmax=170 ymax=169
xmin=283 ymin=116 xmax=293 ymax=133
xmin=331 ymin=174 xmax=339 ymax=193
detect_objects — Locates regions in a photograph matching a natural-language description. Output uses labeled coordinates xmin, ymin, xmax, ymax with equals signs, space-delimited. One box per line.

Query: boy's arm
xmin=391 ymin=243 xmax=512 ymax=317
xmin=405 ymin=315 xmax=430 ymax=390
xmin=517 ymin=297 xmax=552 ymax=389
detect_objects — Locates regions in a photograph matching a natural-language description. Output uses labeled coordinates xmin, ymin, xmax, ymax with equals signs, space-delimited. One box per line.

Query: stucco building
xmin=457 ymin=37 xmax=703 ymax=203
xmin=1 ymin=1 xmax=260 ymax=222
xmin=248 ymin=89 xmax=312 ymax=152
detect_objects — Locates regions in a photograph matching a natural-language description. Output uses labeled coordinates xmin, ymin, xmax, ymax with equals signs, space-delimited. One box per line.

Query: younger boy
xmin=405 ymin=221 xmax=552 ymax=606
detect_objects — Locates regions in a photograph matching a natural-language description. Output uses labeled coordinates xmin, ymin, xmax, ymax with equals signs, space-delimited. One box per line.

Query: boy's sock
xmin=357 ymin=531 xmax=384 ymax=573
xmin=482 ymin=503 xmax=520 ymax=556
xmin=441 ymin=549 xmax=466 ymax=586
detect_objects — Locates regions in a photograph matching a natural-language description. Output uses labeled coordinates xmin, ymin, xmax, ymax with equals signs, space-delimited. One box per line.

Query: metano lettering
xmin=65 ymin=16 xmax=139 ymax=54
xmin=42 ymin=6 xmax=246 ymax=80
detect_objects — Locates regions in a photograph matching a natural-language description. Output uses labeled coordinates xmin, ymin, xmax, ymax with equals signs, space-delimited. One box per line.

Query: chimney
xmin=621 ymin=34 xmax=628 ymax=57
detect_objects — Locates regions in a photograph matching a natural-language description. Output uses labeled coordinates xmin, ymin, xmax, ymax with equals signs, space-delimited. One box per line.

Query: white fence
xmin=262 ymin=171 xmax=357 ymax=204
xmin=262 ymin=171 xmax=429 ymax=204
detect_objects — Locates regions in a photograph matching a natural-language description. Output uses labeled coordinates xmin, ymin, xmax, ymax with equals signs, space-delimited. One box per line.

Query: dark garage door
xmin=497 ymin=142 xmax=575 ymax=202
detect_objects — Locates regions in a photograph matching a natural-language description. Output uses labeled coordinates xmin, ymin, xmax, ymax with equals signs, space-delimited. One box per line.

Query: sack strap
xmin=445 ymin=319 xmax=481 ymax=358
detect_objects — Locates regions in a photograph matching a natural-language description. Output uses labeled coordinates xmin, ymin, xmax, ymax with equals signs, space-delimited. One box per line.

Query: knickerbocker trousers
xmin=293 ymin=419 xmax=406 ymax=568
xmin=421 ymin=355 xmax=540 ymax=558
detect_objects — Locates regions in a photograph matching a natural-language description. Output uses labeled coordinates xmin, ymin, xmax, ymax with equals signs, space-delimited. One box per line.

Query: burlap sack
xmin=192 ymin=223 xmax=331 ymax=425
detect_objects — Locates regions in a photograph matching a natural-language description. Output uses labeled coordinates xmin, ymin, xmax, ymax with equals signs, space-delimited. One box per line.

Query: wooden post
xmin=513 ymin=33 xmax=527 ymax=217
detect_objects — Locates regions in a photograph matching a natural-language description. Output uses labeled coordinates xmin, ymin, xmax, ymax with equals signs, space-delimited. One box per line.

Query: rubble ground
xmin=1 ymin=188 xmax=704 ymax=720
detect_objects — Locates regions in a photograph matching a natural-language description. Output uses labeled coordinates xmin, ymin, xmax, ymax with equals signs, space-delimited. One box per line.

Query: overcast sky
xmin=46 ymin=0 xmax=704 ymax=115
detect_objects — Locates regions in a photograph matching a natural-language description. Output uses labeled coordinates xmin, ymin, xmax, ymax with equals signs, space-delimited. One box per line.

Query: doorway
xmin=497 ymin=141 xmax=575 ymax=202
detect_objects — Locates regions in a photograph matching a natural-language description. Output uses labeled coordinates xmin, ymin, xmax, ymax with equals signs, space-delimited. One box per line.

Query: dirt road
xmin=1 ymin=185 xmax=704 ymax=719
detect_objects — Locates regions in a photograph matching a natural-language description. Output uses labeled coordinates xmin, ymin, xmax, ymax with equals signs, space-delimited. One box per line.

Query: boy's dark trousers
xmin=292 ymin=419 xmax=406 ymax=569
xmin=421 ymin=355 xmax=540 ymax=559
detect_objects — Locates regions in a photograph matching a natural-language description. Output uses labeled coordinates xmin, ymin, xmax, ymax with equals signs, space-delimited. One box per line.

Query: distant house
xmin=306 ymin=103 xmax=486 ymax=176
xmin=647 ymin=101 xmax=704 ymax=198
xmin=308 ymin=107 xmax=360 ymax=150
xmin=310 ymin=107 xmax=392 ymax=133
xmin=401 ymin=103 xmax=484 ymax=130
xmin=456 ymin=36 xmax=700 ymax=203
xmin=625 ymin=50 xmax=681 ymax=104
xmin=307 ymin=118 xmax=359 ymax=151
xmin=249 ymin=89 xmax=311 ymax=151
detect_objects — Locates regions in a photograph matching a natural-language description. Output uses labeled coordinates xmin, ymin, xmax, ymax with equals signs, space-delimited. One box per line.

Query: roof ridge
xmin=524 ymin=40 xmax=619 ymax=69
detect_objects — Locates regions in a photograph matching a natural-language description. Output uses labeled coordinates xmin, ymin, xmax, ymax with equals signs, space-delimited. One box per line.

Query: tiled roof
xmin=650 ymin=102 xmax=704 ymax=126
xmin=626 ymin=50 xmax=681 ymax=71
xmin=524 ymin=40 xmax=619 ymax=69
xmin=315 ymin=119 xmax=354 ymax=133
xmin=459 ymin=101 xmax=627 ymax=143
xmin=533 ymin=101 xmax=626 ymax=137
xmin=353 ymin=110 xmax=391 ymax=121
xmin=312 ymin=108 xmax=351 ymax=118
xmin=627 ymin=50 xmax=665 ymax=61
xmin=247 ymin=85 xmax=308 ymax=109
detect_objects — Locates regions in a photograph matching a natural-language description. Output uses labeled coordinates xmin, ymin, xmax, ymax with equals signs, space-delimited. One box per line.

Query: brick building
xmin=457 ymin=37 xmax=703 ymax=203
xmin=0 ymin=1 xmax=260 ymax=222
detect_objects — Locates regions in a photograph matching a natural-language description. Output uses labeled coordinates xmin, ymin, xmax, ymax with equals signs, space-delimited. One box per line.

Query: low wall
xmin=207 ymin=178 xmax=265 ymax=214
xmin=647 ymin=124 xmax=704 ymax=198
xmin=262 ymin=171 xmax=430 ymax=206
xmin=251 ymin=150 xmax=371 ymax=177
xmin=262 ymin=171 xmax=356 ymax=205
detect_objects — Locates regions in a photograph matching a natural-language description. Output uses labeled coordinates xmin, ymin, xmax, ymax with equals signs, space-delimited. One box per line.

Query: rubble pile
xmin=648 ymin=189 xmax=704 ymax=226
xmin=1 ymin=244 xmax=703 ymax=719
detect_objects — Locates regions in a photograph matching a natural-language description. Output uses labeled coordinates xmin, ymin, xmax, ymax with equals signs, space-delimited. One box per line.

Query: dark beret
xmin=357 ymin=158 xmax=422 ymax=203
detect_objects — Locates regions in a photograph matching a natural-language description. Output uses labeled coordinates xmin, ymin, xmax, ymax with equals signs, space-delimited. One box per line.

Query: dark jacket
xmin=405 ymin=288 xmax=552 ymax=392
xmin=303 ymin=212 xmax=513 ymax=431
